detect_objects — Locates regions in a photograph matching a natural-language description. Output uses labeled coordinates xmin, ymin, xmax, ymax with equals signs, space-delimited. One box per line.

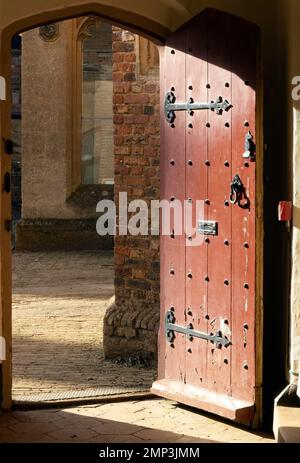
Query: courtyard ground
xmin=7 ymin=251 xmax=276 ymax=443
xmin=12 ymin=251 xmax=156 ymax=402
xmin=0 ymin=398 xmax=275 ymax=443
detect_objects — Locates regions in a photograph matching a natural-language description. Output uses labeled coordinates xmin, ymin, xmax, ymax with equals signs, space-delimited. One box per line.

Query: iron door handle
xmin=230 ymin=174 xmax=250 ymax=209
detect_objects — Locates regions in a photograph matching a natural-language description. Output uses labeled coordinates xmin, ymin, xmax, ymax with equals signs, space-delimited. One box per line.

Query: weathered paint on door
xmin=152 ymin=9 xmax=261 ymax=427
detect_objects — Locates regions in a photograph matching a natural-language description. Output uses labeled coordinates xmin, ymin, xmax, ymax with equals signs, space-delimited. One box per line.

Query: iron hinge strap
xmin=165 ymin=311 xmax=231 ymax=348
xmin=164 ymin=91 xmax=233 ymax=124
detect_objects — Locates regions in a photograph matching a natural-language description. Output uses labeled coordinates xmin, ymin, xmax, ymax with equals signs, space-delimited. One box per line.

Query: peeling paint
xmin=210 ymin=317 xmax=217 ymax=327
xmin=220 ymin=318 xmax=232 ymax=339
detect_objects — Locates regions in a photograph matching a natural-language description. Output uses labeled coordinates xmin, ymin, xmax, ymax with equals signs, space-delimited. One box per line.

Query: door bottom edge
xmin=151 ymin=379 xmax=255 ymax=424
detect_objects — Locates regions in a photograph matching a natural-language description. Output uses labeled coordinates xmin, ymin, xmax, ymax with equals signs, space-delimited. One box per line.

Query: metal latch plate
xmin=198 ymin=220 xmax=218 ymax=236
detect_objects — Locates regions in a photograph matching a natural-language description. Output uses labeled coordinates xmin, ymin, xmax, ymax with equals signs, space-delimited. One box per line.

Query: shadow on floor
xmin=0 ymin=408 xmax=218 ymax=443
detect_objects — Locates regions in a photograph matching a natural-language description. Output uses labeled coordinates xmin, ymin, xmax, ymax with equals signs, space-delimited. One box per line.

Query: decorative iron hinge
xmin=165 ymin=311 xmax=231 ymax=348
xmin=164 ymin=91 xmax=232 ymax=124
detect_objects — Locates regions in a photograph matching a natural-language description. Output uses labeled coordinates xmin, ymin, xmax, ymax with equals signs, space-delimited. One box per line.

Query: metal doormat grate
xmin=13 ymin=385 xmax=150 ymax=403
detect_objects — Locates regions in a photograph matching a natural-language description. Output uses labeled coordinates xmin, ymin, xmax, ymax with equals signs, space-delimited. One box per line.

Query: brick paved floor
xmin=0 ymin=399 xmax=275 ymax=443
xmin=12 ymin=252 xmax=156 ymax=400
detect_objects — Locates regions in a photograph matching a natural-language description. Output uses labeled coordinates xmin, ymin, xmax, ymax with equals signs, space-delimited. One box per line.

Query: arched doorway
xmin=1 ymin=1 xmax=290 ymax=433
xmin=0 ymin=4 xmax=165 ymax=411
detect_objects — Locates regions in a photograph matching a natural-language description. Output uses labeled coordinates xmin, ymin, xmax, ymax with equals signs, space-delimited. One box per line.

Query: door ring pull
xmin=230 ymin=174 xmax=250 ymax=209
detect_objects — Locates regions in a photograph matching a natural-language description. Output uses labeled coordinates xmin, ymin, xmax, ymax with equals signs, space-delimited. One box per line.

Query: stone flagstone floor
xmin=0 ymin=399 xmax=275 ymax=443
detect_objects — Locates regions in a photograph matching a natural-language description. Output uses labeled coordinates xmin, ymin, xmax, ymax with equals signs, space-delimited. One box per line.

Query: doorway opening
xmin=10 ymin=16 xmax=160 ymax=405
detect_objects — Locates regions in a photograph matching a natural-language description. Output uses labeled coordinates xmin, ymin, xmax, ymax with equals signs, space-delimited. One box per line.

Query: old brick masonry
xmin=103 ymin=29 xmax=161 ymax=361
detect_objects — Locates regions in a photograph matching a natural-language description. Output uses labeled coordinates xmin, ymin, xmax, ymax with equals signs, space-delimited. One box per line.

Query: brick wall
xmin=104 ymin=28 xmax=161 ymax=362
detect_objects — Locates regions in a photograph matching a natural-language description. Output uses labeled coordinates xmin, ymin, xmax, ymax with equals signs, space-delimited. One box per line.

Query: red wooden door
xmin=152 ymin=9 xmax=262 ymax=427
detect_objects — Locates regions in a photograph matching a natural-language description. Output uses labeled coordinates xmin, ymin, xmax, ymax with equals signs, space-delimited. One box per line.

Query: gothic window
xmin=80 ymin=20 xmax=114 ymax=185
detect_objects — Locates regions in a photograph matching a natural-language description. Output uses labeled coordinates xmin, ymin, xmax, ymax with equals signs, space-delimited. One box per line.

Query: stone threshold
xmin=273 ymin=384 xmax=300 ymax=442
xmin=13 ymin=389 xmax=155 ymax=410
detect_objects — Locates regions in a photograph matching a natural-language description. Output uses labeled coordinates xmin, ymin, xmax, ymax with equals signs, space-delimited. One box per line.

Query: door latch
xmin=243 ymin=131 xmax=256 ymax=160
xmin=230 ymin=174 xmax=250 ymax=209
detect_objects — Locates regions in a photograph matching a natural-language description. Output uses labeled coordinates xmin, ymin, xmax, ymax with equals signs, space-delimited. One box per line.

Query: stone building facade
xmin=14 ymin=17 xmax=160 ymax=360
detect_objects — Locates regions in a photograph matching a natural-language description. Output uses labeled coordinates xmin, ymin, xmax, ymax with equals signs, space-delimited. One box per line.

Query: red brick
xmin=115 ymin=146 xmax=130 ymax=155
xmin=113 ymin=72 xmax=124 ymax=82
xmin=113 ymin=115 xmax=124 ymax=125
xmin=128 ymin=104 xmax=143 ymax=115
xmin=124 ymin=53 xmax=137 ymax=62
xmin=114 ymin=63 xmax=136 ymax=73
xmin=114 ymin=104 xmax=129 ymax=114
xmin=113 ymin=42 xmax=135 ymax=52
xmin=114 ymin=136 xmax=124 ymax=146
xmin=133 ymin=126 xmax=145 ymax=135
xmin=112 ymin=28 xmax=160 ymax=337
xmin=124 ymin=73 xmax=136 ymax=82
xmin=116 ymin=125 xmax=133 ymax=136
xmin=143 ymin=146 xmax=158 ymax=157
xmin=115 ymin=257 xmax=126 ymax=267
xmin=132 ymin=269 xmax=146 ymax=279
xmin=150 ymin=137 xmax=160 ymax=147
xmin=124 ymin=135 xmax=149 ymax=145
xmin=136 ymin=157 xmax=150 ymax=166
xmin=132 ymin=85 xmax=142 ymax=93
xmin=143 ymin=83 xmax=158 ymax=93
xmin=131 ymin=146 xmax=144 ymax=155
xmin=149 ymin=94 xmax=159 ymax=104
xmin=113 ymin=53 xmax=124 ymax=63
xmin=130 ymin=166 xmax=143 ymax=175
xmin=123 ymin=94 xmax=149 ymax=104
xmin=113 ymin=94 xmax=124 ymax=104
xmin=126 ymin=176 xmax=144 ymax=186
xmin=145 ymin=126 xmax=159 ymax=135
xmin=124 ymin=156 xmax=149 ymax=167
xmin=144 ymin=167 xmax=157 ymax=177
xmin=112 ymin=31 xmax=122 ymax=42
xmin=132 ymin=188 xmax=145 ymax=196
xmin=132 ymin=115 xmax=149 ymax=124
xmin=115 ymin=246 xmax=131 ymax=257
xmin=113 ymin=83 xmax=132 ymax=93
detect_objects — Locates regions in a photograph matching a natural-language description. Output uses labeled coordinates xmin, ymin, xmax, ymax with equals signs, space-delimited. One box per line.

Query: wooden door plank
xmin=206 ymin=9 xmax=232 ymax=396
xmin=230 ymin=15 xmax=257 ymax=405
xmin=185 ymin=11 xmax=209 ymax=390
xmin=156 ymin=27 xmax=187 ymax=384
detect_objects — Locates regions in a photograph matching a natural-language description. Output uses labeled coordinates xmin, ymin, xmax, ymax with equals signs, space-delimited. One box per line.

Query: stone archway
xmin=0 ymin=3 xmax=168 ymax=410
xmin=0 ymin=1 xmax=293 ymax=434
xmin=9 ymin=15 xmax=161 ymax=403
